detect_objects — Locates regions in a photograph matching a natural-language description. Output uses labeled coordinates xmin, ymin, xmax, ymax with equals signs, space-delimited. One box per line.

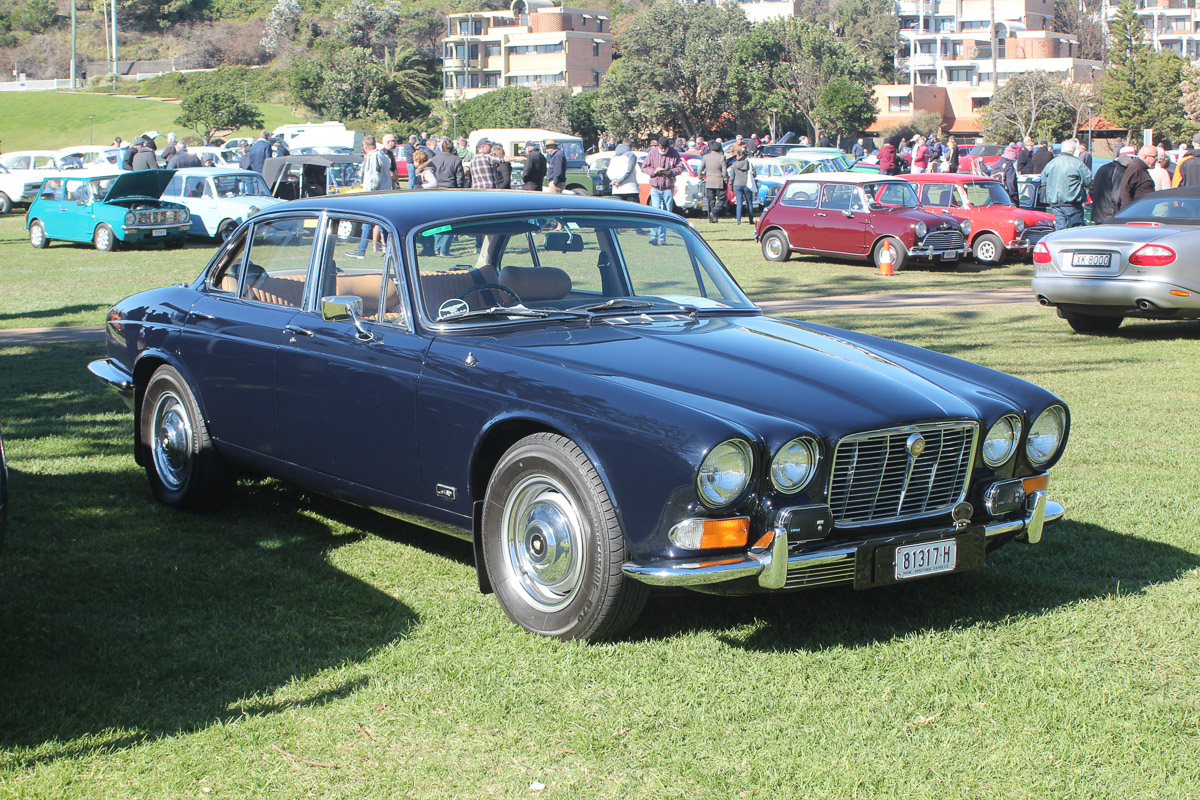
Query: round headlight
xmin=124 ymin=211 xmax=135 ymax=226
xmin=914 ymin=221 xmax=927 ymax=239
xmin=1026 ymin=406 xmax=1066 ymax=466
xmin=982 ymin=414 xmax=1021 ymax=467
xmin=770 ymin=437 xmax=819 ymax=494
xmin=180 ymin=209 xmax=190 ymax=222
xmin=1014 ymin=217 xmax=1026 ymax=233
xmin=697 ymin=439 xmax=754 ymax=508
xmin=960 ymin=219 xmax=972 ymax=236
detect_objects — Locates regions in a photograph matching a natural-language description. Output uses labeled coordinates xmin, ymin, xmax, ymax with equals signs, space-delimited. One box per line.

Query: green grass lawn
xmin=0 ymin=212 xmax=1035 ymax=330
xmin=0 ymin=91 xmax=304 ymax=152
xmin=1 ymin=299 xmax=1198 ymax=797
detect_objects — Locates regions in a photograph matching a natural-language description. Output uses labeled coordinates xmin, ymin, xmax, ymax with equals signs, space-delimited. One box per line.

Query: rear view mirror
xmin=321 ymin=295 xmax=373 ymax=341
xmin=543 ymin=231 xmax=584 ymax=252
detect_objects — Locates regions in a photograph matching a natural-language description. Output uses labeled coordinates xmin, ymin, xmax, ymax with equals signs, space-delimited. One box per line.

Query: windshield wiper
xmin=438 ymin=305 xmax=588 ymax=322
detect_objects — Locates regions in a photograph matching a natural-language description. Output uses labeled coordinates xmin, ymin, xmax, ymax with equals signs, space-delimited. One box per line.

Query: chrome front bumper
xmin=623 ymin=490 xmax=1062 ymax=590
xmin=909 ymin=246 xmax=969 ymax=261
xmin=88 ymin=358 xmax=135 ymax=408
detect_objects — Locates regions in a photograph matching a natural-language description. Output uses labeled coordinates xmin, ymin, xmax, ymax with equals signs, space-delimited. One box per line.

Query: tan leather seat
xmin=499 ymin=266 xmax=572 ymax=301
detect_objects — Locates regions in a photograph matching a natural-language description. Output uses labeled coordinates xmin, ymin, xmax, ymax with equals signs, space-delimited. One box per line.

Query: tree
xmin=814 ymin=79 xmax=876 ymax=145
xmin=290 ymin=46 xmax=433 ymax=123
xmin=731 ymin=16 xmax=876 ymax=142
xmin=529 ymin=86 xmax=572 ymax=133
xmin=880 ymin=110 xmax=944 ymax=143
xmin=595 ymin=2 xmax=750 ymax=139
xmin=176 ymin=84 xmax=264 ymax=144
xmin=1102 ymin=0 xmax=1156 ymax=136
xmin=828 ymin=0 xmax=901 ymax=81
xmin=979 ymin=71 xmax=1069 ymax=143
xmin=1054 ymin=0 xmax=1107 ymax=63
xmin=261 ymin=0 xmax=301 ymax=58
xmin=453 ymin=87 xmax=533 ymax=133
xmin=566 ymin=91 xmax=602 ymax=147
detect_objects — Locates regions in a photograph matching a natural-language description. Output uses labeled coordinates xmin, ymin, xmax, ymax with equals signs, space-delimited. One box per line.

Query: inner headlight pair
xmin=982 ymin=406 xmax=1067 ymax=468
xmin=697 ymin=436 xmax=819 ymax=508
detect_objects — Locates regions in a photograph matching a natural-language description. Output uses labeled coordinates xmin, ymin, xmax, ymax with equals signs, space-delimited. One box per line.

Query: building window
xmin=485 ymin=43 xmax=501 ymax=57
xmin=935 ymin=17 xmax=954 ymax=31
xmin=484 ymin=73 xmax=499 ymax=87
xmin=919 ymin=41 xmax=935 ymax=54
xmin=888 ymin=95 xmax=912 ymax=112
xmin=507 ymin=72 xmax=565 ymax=85
xmin=946 ymin=67 xmax=973 ymax=82
xmin=510 ymin=43 xmax=565 ymax=55
xmin=593 ymin=41 xmax=600 ymax=56
xmin=458 ymin=19 xmax=483 ymax=35
xmin=971 ymin=97 xmax=990 ymax=111
xmin=593 ymin=70 xmax=600 ymax=86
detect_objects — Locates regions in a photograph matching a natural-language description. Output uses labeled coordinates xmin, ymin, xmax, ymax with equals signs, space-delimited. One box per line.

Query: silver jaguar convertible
xmin=1032 ymin=189 xmax=1200 ymax=333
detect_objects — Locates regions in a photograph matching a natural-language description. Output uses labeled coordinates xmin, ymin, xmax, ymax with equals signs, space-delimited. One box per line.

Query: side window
xmin=40 ymin=179 xmax=65 ymax=201
xmin=65 ymin=178 xmax=91 ymax=204
xmin=207 ymin=233 xmax=249 ymax=293
xmin=921 ymin=183 xmax=953 ymax=206
xmin=239 ymin=217 xmax=317 ymax=307
xmin=780 ymin=181 xmax=820 ymax=208
xmin=318 ymin=216 xmax=405 ymax=326
xmin=184 ymin=176 xmax=209 ymax=198
xmin=820 ymin=184 xmax=855 ymax=211
xmin=164 ymin=175 xmax=183 ymax=197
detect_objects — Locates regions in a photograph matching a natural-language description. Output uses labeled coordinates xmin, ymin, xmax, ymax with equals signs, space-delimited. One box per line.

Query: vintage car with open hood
xmin=88 ymin=190 xmax=1070 ymax=640
xmin=26 ymin=169 xmax=189 ymax=251
xmin=755 ymin=173 xmax=972 ymax=270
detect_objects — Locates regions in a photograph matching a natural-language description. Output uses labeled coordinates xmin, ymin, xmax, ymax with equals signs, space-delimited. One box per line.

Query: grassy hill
xmin=0 ymin=91 xmax=307 ymax=151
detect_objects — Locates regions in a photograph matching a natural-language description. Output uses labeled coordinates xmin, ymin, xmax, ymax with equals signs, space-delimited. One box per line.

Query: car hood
xmin=103 ymin=169 xmax=177 ymax=202
xmin=486 ymin=314 xmax=1031 ymax=437
xmin=1009 ymin=207 xmax=1056 ymax=227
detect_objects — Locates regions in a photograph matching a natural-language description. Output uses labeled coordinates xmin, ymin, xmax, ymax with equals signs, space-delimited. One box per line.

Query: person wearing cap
xmin=991 ymin=143 xmax=1020 ymax=201
xmin=640 ymin=137 xmax=686 ymax=242
xmin=1040 ymin=138 xmax=1092 ymax=230
xmin=1172 ymin=132 xmax=1200 ymax=187
xmin=131 ymin=137 xmax=159 ymax=171
xmin=522 ymin=141 xmax=547 ymax=191
xmin=1118 ymin=145 xmax=1158 ymax=208
xmin=1016 ymin=138 xmax=1034 ymax=174
xmin=1090 ymin=147 xmax=1133 ymax=224
xmin=544 ymin=139 xmax=567 ymax=193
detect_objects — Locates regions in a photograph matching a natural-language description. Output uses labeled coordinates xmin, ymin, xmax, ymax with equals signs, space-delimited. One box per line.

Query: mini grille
xmin=1022 ymin=226 xmax=1053 ymax=246
xmin=922 ymin=230 xmax=964 ymax=250
xmin=828 ymin=421 xmax=977 ymax=526
xmin=784 ymin=556 xmax=856 ymax=589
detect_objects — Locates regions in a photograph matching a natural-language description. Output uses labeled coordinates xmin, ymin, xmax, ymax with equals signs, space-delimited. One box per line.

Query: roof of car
xmin=275 ymin=188 xmax=679 ymax=228
xmin=784 ymin=172 xmax=901 ymax=185
xmin=904 ymin=173 xmax=1000 ymax=183
xmin=172 ymin=167 xmax=262 ymax=177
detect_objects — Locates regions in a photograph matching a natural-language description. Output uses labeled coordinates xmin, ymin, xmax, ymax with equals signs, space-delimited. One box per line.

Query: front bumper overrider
xmin=623 ymin=490 xmax=1062 ymax=591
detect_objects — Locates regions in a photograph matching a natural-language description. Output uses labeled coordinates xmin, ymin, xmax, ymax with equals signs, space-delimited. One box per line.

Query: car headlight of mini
xmin=982 ymin=414 xmax=1021 ymax=467
xmin=1026 ymin=405 xmax=1067 ymax=466
xmin=124 ymin=211 xmax=135 ymax=226
xmin=914 ymin=221 xmax=927 ymax=239
xmin=960 ymin=219 xmax=972 ymax=236
xmin=1014 ymin=217 xmax=1026 ymax=234
xmin=697 ymin=439 xmax=754 ymax=508
xmin=770 ymin=437 xmax=819 ymax=494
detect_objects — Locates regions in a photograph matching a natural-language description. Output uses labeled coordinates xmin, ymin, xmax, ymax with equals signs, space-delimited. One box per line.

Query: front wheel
xmin=761 ymin=229 xmax=791 ymax=262
xmin=972 ymin=232 xmax=1006 ymax=264
xmin=1065 ymin=311 xmax=1123 ymax=334
xmin=482 ymin=433 xmax=648 ymax=640
xmin=140 ymin=365 xmax=234 ymax=511
xmin=93 ymin=223 xmax=116 ymax=252
xmin=29 ymin=220 xmax=48 ymax=249
xmin=872 ymin=236 xmax=908 ymax=272
xmin=217 ymin=219 xmax=238 ymax=242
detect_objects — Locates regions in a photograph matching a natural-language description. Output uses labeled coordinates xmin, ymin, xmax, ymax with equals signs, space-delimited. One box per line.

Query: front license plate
xmin=1071 ymin=252 xmax=1110 ymax=267
xmin=939 ymin=250 xmax=957 ymax=261
xmin=894 ymin=538 xmax=957 ymax=581
xmin=152 ymin=228 xmax=167 ymax=237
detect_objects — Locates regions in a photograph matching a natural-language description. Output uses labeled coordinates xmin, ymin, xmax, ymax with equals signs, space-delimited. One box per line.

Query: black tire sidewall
xmin=482 ymin=435 xmax=622 ymax=640
xmin=762 ymin=230 xmax=789 ymax=262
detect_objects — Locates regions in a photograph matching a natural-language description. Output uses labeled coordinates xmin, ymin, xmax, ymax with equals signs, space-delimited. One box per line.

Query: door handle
xmin=817 ymin=212 xmax=827 ymax=217
xmin=190 ymin=311 xmax=215 ymax=321
xmin=284 ymin=324 xmax=314 ymax=337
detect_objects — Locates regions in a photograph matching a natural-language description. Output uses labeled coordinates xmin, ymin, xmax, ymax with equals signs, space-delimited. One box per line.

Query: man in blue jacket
xmin=243 ymin=131 xmax=272 ymax=173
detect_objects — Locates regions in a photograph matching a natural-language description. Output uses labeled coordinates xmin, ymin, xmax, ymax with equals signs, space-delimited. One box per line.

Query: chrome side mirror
xmin=321 ymin=295 xmax=373 ymax=341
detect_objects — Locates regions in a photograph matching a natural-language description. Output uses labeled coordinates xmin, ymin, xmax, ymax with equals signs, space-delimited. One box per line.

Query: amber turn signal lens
xmin=1170 ymin=290 xmax=1191 ymax=297
xmin=1022 ymin=474 xmax=1049 ymax=493
xmin=700 ymin=518 xmax=750 ymax=549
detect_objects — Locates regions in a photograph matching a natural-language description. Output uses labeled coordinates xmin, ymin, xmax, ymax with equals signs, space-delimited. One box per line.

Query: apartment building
xmin=876 ymin=0 xmax=1102 ymax=133
xmin=441 ymin=0 xmax=613 ymax=102
xmin=1104 ymin=0 xmax=1200 ymax=59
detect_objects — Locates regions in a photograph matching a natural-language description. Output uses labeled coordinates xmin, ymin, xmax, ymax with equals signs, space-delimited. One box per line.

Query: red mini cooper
xmin=905 ymin=173 xmax=1057 ymax=264
xmin=756 ymin=174 xmax=970 ymax=271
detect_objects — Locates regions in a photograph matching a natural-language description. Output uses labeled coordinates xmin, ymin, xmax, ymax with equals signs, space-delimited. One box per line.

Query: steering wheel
xmin=456 ymin=283 xmax=521 ymax=306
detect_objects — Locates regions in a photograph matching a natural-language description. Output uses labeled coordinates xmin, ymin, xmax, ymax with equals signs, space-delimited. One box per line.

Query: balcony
xmin=896 ymin=0 xmax=934 ymax=14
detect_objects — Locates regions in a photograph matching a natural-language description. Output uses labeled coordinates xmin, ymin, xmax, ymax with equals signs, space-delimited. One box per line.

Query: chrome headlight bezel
xmin=960 ymin=219 xmax=972 ymax=236
xmin=697 ymin=438 xmax=754 ymax=509
xmin=1014 ymin=216 xmax=1026 ymax=233
xmin=770 ymin=437 xmax=820 ymax=494
xmin=124 ymin=211 xmax=135 ymax=226
xmin=982 ymin=414 xmax=1022 ymax=467
xmin=914 ymin=221 xmax=927 ymax=239
xmin=1026 ymin=405 xmax=1067 ymax=467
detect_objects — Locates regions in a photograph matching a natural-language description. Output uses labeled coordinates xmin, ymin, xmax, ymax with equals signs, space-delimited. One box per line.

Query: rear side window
xmin=780 ymin=181 xmax=820 ymax=208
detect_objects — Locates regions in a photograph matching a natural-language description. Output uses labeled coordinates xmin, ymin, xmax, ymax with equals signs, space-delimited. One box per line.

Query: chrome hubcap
xmin=977 ymin=240 xmax=996 ymax=261
xmin=765 ymin=236 xmax=783 ymax=259
xmin=97 ymin=228 xmax=110 ymax=249
xmin=30 ymin=224 xmax=43 ymax=246
xmin=502 ymin=476 xmax=584 ymax=611
xmin=151 ymin=391 xmax=193 ymax=491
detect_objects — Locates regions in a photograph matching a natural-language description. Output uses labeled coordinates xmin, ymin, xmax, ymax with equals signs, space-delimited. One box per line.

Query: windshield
xmin=214 ymin=174 xmax=271 ymax=197
xmin=969 ymin=145 xmax=1004 ymax=157
xmin=413 ymin=214 xmax=755 ymax=324
xmin=327 ymin=163 xmax=361 ymax=189
xmin=963 ymin=181 xmax=1013 ymax=207
xmin=1115 ymin=194 xmax=1200 ymax=221
xmin=865 ymin=182 xmax=919 ymax=208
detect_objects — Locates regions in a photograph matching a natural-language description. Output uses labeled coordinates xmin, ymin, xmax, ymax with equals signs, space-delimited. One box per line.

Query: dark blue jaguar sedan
xmin=89 ymin=190 xmax=1069 ymax=640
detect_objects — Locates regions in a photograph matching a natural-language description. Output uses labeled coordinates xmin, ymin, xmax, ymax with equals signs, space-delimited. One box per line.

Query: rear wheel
xmin=140 ymin=365 xmax=235 ymax=511
xmin=217 ymin=219 xmax=238 ymax=242
xmin=1065 ymin=311 xmax=1123 ymax=334
xmin=972 ymin=232 xmax=1006 ymax=264
xmin=0 ymin=192 xmax=12 ymax=215
xmin=761 ymin=229 xmax=791 ymax=262
xmin=872 ymin=236 xmax=908 ymax=272
xmin=93 ymin=223 xmax=116 ymax=252
xmin=482 ymin=433 xmax=648 ymax=640
xmin=29 ymin=220 xmax=48 ymax=249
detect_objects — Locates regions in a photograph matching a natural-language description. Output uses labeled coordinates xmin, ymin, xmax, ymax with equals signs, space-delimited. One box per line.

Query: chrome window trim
xmin=982 ymin=413 xmax=1023 ymax=467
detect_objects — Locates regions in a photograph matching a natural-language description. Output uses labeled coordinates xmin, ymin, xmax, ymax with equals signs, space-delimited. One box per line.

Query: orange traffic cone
xmin=878 ymin=242 xmax=895 ymax=276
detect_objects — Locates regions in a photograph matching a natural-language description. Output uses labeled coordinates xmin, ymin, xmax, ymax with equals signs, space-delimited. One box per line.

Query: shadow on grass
xmin=0 ymin=303 xmax=108 ymax=324
xmin=0 ymin=342 xmax=421 ymax=766
xmin=631 ymin=520 xmax=1199 ymax=650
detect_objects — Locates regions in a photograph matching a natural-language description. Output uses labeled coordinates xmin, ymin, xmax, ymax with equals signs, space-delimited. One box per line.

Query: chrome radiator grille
xmin=921 ymin=230 xmax=964 ymax=250
xmin=1022 ymin=226 xmax=1053 ymax=246
xmin=828 ymin=421 xmax=977 ymax=526
xmin=134 ymin=209 xmax=172 ymax=226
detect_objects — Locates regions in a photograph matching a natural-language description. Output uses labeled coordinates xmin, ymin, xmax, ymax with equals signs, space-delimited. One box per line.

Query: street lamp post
xmin=89 ymin=115 xmax=94 ymax=144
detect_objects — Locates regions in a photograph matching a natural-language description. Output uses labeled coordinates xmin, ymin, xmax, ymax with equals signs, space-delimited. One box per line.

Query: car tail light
xmin=1128 ymin=244 xmax=1176 ymax=266
xmin=1032 ymin=242 xmax=1051 ymax=263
